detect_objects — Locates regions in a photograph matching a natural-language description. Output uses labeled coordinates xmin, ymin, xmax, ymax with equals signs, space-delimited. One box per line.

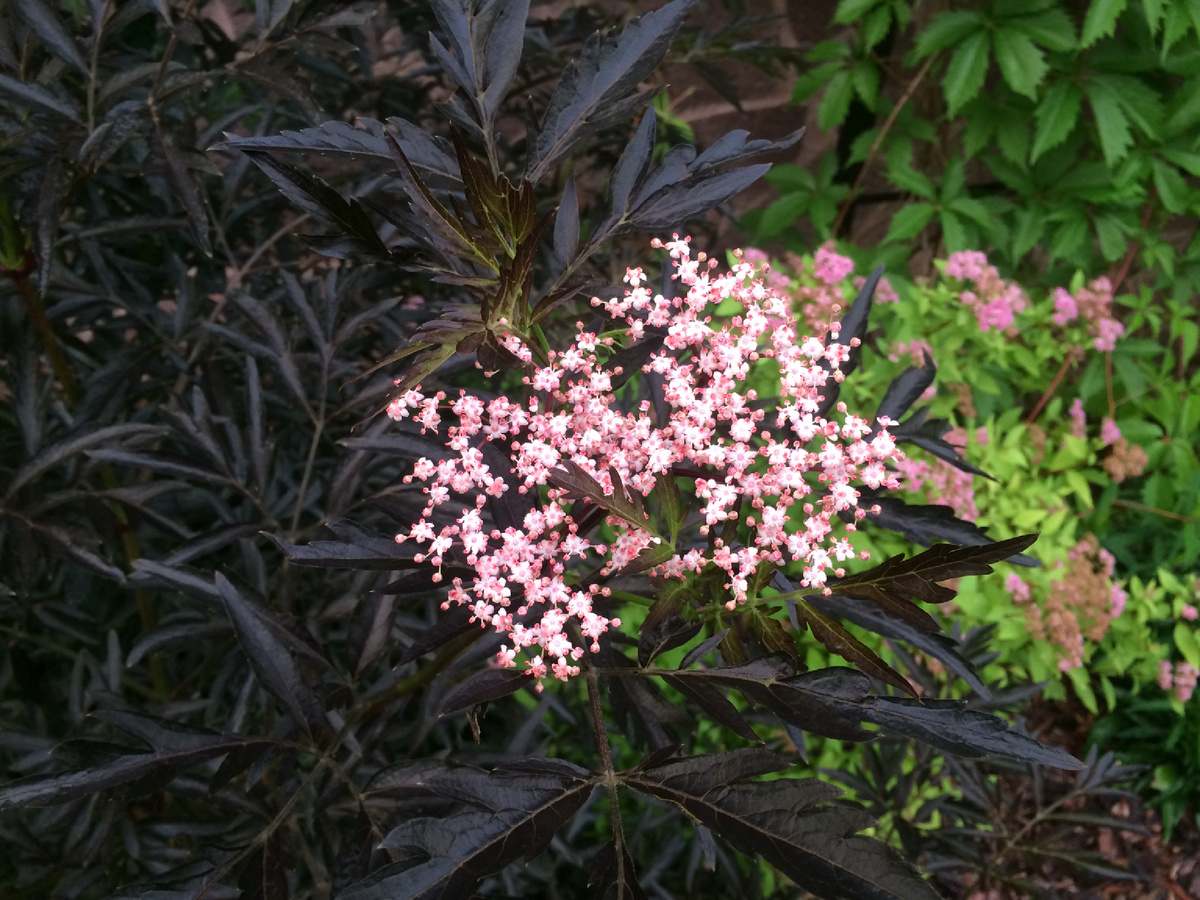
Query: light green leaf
xmin=834 ymin=0 xmax=884 ymax=25
xmin=1087 ymin=81 xmax=1134 ymax=167
xmin=1175 ymin=622 xmax=1200 ymax=669
xmin=765 ymin=165 xmax=815 ymax=190
xmin=1152 ymin=158 xmax=1190 ymax=213
xmin=818 ymin=69 xmax=856 ymax=131
xmin=915 ymin=10 xmax=985 ymax=56
xmin=993 ymin=28 xmax=1049 ymax=98
xmin=884 ymin=203 xmax=935 ymax=242
xmin=943 ymin=30 xmax=992 ymax=115
xmin=1032 ymin=79 xmax=1082 ymax=161
xmin=792 ymin=60 xmax=845 ymax=103
xmin=1081 ymin=0 xmax=1127 ymax=47
xmin=1009 ymin=7 xmax=1078 ymax=52
xmin=1009 ymin=205 xmax=1043 ymax=258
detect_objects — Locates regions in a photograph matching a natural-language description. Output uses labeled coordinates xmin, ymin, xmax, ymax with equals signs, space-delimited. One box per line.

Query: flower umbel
xmin=389 ymin=238 xmax=904 ymax=687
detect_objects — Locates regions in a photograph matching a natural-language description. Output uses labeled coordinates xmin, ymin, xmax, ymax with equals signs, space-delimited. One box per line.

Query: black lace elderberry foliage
xmin=0 ymin=1 xmax=1080 ymax=898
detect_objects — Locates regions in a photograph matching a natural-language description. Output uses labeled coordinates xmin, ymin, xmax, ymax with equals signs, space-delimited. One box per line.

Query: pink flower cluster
xmin=1008 ymin=534 xmax=1127 ymax=672
xmin=1159 ymin=660 xmax=1198 ymax=703
xmin=781 ymin=242 xmax=897 ymax=334
xmin=1051 ymin=276 xmax=1124 ymax=351
xmin=944 ymin=251 xmax=1029 ymax=333
xmin=388 ymin=238 xmax=905 ymax=687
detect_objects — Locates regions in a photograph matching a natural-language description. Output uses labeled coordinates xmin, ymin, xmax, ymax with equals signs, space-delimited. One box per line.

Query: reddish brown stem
xmin=1025 ymin=355 xmax=1073 ymax=425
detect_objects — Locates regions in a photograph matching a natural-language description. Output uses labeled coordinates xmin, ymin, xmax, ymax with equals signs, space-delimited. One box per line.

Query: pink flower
xmin=1159 ymin=660 xmax=1175 ymax=690
xmin=1005 ymin=573 xmax=1031 ymax=604
xmin=1052 ymin=288 xmax=1077 ymax=325
xmin=1182 ymin=605 xmax=1199 ymax=621
xmin=1174 ymin=662 xmax=1197 ymax=703
xmin=1068 ymin=398 xmax=1087 ymax=439
xmin=813 ymin=243 xmax=855 ymax=285
xmin=1100 ymin=417 xmax=1121 ymax=446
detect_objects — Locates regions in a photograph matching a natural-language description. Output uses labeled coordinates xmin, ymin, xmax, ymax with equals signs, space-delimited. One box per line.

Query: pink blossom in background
xmin=1182 ymin=604 xmax=1199 ymax=621
xmin=945 ymin=251 xmax=989 ymax=281
xmin=1093 ymin=318 xmax=1124 ymax=352
xmin=1068 ymin=398 xmax=1087 ymax=439
xmin=1174 ymin=662 xmax=1197 ymax=703
xmin=1110 ymin=583 xmax=1127 ymax=618
xmin=975 ymin=426 xmax=990 ymax=446
xmin=854 ymin=274 xmax=899 ymax=304
xmin=1100 ymin=417 xmax=1121 ymax=446
xmin=389 ymin=237 xmax=906 ymax=687
xmin=813 ymin=243 xmax=855 ymax=285
xmin=887 ymin=339 xmax=934 ymax=368
xmin=945 ymin=251 xmax=1028 ymax=333
xmin=1005 ymin=573 xmax=1031 ymax=604
xmin=1159 ymin=659 xmax=1175 ymax=691
xmin=1052 ymin=288 xmax=1077 ymax=325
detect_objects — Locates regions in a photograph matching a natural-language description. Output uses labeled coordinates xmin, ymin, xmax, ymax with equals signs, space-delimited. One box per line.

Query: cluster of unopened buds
xmin=387 ymin=237 xmax=906 ymax=687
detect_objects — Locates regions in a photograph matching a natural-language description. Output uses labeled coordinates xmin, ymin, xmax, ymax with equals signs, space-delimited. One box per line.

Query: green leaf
xmin=993 ymin=28 xmax=1049 ymax=98
xmin=1093 ymin=213 xmax=1128 ymax=260
xmin=818 ymin=69 xmax=856 ymax=131
xmin=863 ymin=6 xmax=893 ymax=49
xmin=943 ymin=31 xmax=991 ymax=115
xmin=883 ymin=144 xmax=936 ymax=196
xmin=915 ymin=10 xmax=985 ymax=57
xmin=1087 ymin=80 xmax=1134 ymax=167
xmin=1175 ymin=623 xmax=1200 ymax=669
xmin=758 ymin=193 xmax=812 ymax=240
xmin=1032 ymin=80 xmax=1082 ymax=161
xmin=851 ymin=59 xmax=881 ymax=107
xmin=884 ymin=203 xmax=935 ymax=242
xmin=1152 ymin=158 xmax=1190 ymax=213
xmin=1081 ymin=0 xmax=1127 ymax=46
xmin=1009 ymin=7 xmax=1078 ymax=52
xmin=1097 ymin=73 xmax=1164 ymax=140
xmin=792 ymin=60 xmax=845 ymax=103
xmin=1048 ymin=213 xmax=1089 ymax=261
xmin=834 ymin=0 xmax=884 ymax=24
xmin=1143 ymin=0 xmax=1165 ymax=36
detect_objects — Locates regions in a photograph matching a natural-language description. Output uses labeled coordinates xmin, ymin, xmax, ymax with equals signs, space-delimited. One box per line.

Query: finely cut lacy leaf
xmin=340 ymin=762 xmax=597 ymax=900
xmin=526 ymin=0 xmax=695 ymax=182
xmin=0 ymin=711 xmax=266 ymax=812
xmin=624 ymin=748 xmax=940 ymax=900
xmin=667 ymin=654 xmax=1082 ymax=767
xmin=830 ymin=534 xmax=1038 ymax=606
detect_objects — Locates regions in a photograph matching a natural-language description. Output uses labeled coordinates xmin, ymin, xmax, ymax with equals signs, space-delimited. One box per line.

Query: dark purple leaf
xmin=441 ymin=668 xmax=534 ymax=714
xmin=624 ymin=748 xmax=940 ymax=900
xmin=216 ymin=574 xmax=325 ymax=739
xmin=527 ymin=0 xmax=695 ymax=182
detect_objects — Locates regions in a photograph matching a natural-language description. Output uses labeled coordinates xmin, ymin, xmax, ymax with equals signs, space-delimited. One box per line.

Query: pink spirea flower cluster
xmin=387 ymin=237 xmax=905 ymax=688
xmin=944 ymin=251 xmax=1029 ymax=334
xmin=784 ymin=242 xmax=897 ymax=333
xmin=1159 ymin=660 xmax=1198 ymax=703
xmin=1051 ymin=276 xmax=1124 ymax=351
xmin=1008 ymin=534 xmax=1127 ymax=672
